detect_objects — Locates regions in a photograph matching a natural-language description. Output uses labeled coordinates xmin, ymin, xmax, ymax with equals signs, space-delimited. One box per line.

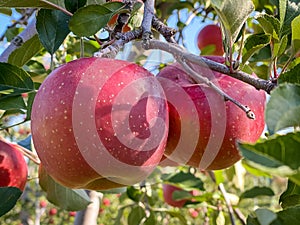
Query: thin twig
xmin=0 ymin=17 xmax=37 ymax=63
xmin=234 ymin=208 xmax=247 ymax=225
xmin=145 ymin=39 xmax=276 ymax=93
xmin=152 ymin=16 xmax=177 ymax=43
xmin=141 ymin=0 xmax=155 ymax=48
xmin=12 ymin=142 xmax=41 ymax=165
xmin=0 ymin=9 xmax=36 ymax=42
xmin=179 ymin=59 xmax=255 ymax=119
xmin=208 ymin=171 xmax=236 ymax=225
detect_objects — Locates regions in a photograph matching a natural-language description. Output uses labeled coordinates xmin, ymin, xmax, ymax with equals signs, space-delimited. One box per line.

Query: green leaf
xmin=0 ymin=187 xmax=22 ymax=217
xmin=8 ymin=34 xmax=44 ymax=67
xmin=214 ymin=170 xmax=225 ymax=185
xmin=0 ymin=0 xmax=64 ymax=8
xmin=211 ymin=0 xmax=254 ymax=43
xmin=0 ymin=8 xmax=12 ymax=15
xmin=272 ymin=206 xmax=300 ymax=224
xmin=279 ymin=0 xmax=287 ymax=28
xmin=216 ymin=211 xmax=226 ymax=225
xmin=5 ymin=27 xmax=23 ymax=42
xmin=291 ymin=15 xmax=300 ymax=55
xmin=172 ymin=190 xmax=193 ymax=201
xmin=279 ymin=63 xmax=300 ymax=84
xmin=255 ymin=208 xmax=277 ymax=225
xmin=280 ymin=179 xmax=300 ymax=209
xmin=64 ymin=0 xmax=87 ymax=13
xmin=126 ymin=186 xmax=143 ymax=202
xmin=0 ymin=95 xmax=26 ymax=111
xmin=281 ymin=1 xmax=300 ymax=36
xmin=39 ymin=168 xmax=91 ymax=211
xmin=256 ymin=13 xmax=281 ymax=40
xmin=161 ymin=171 xmax=204 ymax=191
xmin=273 ymin=34 xmax=288 ymax=57
xmin=239 ymin=132 xmax=300 ymax=179
xmin=240 ymin=187 xmax=275 ymax=199
xmin=144 ymin=210 xmax=157 ymax=225
xmin=36 ymin=9 xmax=71 ymax=54
xmin=25 ymin=91 xmax=36 ymax=120
xmin=0 ymin=62 xmax=34 ymax=95
xmin=242 ymin=33 xmax=271 ymax=63
xmin=69 ymin=2 xmax=125 ymax=37
xmin=163 ymin=209 xmax=187 ymax=225
xmin=266 ymin=83 xmax=300 ymax=134
xmin=127 ymin=206 xmax=146 ymax=225
xmin=86 ymin=0 xmax=105 ymax=5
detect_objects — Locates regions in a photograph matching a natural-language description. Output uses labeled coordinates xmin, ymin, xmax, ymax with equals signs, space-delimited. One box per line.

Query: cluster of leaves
xmin=0 ymin=0 xmax=300 ymax=224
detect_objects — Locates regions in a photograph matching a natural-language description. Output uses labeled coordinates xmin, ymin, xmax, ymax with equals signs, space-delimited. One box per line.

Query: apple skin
xmin=0 ymin=139 xmax=28 ymax=191
xmin=163 ymin=184 xmax=189 ymax=207
xmin=197 ymin=24 xmax=224 ymax=56
xmin=31 ymin=57 xmax=168 ymax=190
xmin=157 ymin=56 xmax=266 ymax=170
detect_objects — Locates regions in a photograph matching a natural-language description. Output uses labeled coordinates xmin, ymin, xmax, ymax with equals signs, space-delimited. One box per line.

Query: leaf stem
xmin=40 ymin=0 xmax=73 ymax=16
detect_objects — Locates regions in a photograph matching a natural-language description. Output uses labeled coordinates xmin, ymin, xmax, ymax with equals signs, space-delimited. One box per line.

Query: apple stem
xmin=12 ymin=143 xmax=41 ymax=165
xmin=179 ymin=59 xmax=256 ymax=120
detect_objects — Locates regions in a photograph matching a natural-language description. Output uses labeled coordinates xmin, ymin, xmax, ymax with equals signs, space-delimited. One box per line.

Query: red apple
xmin=0 ymin=139 xmax=28 ymax=191
xmin=158 ymin=155 xmax=180 ymax=167
xmin=157 ymin=56 xmax=266 ymax=170
xmin=163 ymin=184 xmax=190 ymax=207
xmin=69 ymin=211 xmax=76 ymax=217
xmin=31 ymin=57 xmax=168 ymax=190
xmin=102 ymin=197 xmax=111 ymax=206
xmin=49 ymin=208 xmax=57 ymax=216
xmin=197 ymin=24 xmax=224 ymax=56
xmin=189 ymin=208 xmax=199 ymax=218
xmin=39 ymin=200 xmax=47 ymax=208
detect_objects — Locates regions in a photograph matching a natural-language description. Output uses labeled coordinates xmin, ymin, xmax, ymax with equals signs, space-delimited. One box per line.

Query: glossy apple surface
xmin=0 ymin=139 xmax=28 ymax=191
xmin=197 ymin=24 xmax=224 ymax=56
xmin=31 ymin=57 xmax=168 ymax=190
xmin=157 ymin=56 xmax=266 ymax=170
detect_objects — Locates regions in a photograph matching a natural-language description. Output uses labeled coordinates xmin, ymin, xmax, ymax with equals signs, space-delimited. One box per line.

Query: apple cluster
xmin=30 ymin=25 xmax=266 ymax=191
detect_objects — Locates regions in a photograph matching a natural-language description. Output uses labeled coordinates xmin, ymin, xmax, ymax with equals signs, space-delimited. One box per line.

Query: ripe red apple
xmin=102 ymin=197 xmax=111 ymax=206
xmin=31 ymin=57 xmax=168 ymax=190
xmin=49 ymin=208 xmax=57 ymax=216
xmin=157 ymin=56 xmax=266 ymax=170
xmin=189 ymin=208 xmax=199 ymax=218
xmin=197 ymin=24 xmax=224 ymax=56
xmin=0 ymin=139 xmax=28 ymax=191
xmin=163 ymin=184 xmax=190 ymax=207
xmin=158 ymin=155 xmax=180 ymax=167
xmin=39 ymin=200 xmax=47 ymax=208
xmin=69 ymin=211 xmax=76 ymax=217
